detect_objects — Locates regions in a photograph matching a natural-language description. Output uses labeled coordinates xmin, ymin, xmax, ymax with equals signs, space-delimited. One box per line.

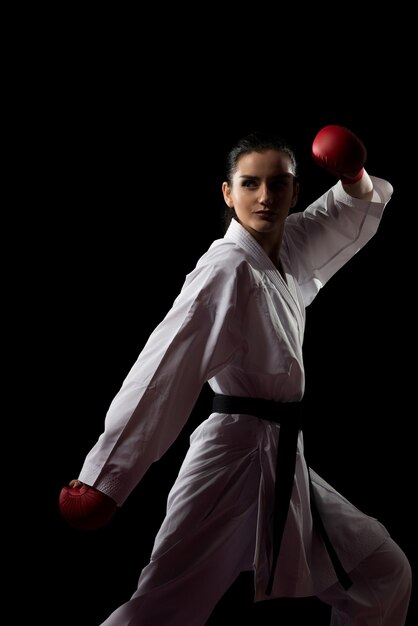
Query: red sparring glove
xmin=312 ymin=125 xmax=367 ymax=184
xmin=59 ymin=484 xmax=117 ymax=530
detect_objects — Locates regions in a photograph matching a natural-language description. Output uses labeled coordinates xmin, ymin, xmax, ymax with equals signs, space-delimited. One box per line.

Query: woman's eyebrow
xmin=239 ymin=173 xmax=294 ymax=180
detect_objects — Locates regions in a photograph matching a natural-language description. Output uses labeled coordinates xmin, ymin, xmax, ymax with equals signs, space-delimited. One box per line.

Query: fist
xmin=59 ymin=483 xmax=117 ymax=530
xmin=312 ymin=125 xmax=367 ymax=182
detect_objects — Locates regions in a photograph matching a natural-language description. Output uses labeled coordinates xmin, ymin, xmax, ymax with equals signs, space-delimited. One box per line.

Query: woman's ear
xmin=222 ymin=181 xmax=234 ymax=208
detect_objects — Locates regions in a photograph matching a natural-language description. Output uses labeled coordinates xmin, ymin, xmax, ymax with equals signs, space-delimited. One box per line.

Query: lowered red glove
xmin=312 ymin=124 xmax=367 ymax=184
xmin=59 ymin=484 xmax=117 ymax=530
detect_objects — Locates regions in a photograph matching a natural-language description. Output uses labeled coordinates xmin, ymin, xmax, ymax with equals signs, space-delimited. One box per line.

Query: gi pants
xmin=100 ymin=438 xmax=411 ymax=626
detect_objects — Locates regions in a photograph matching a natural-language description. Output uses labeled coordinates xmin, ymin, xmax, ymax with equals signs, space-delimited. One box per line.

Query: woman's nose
xmin=258 ymin=183 xmax=273 ymax=206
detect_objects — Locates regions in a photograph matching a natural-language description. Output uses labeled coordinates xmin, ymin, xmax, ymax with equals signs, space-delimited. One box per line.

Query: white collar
xmin=224 ymin=219 xmax=304 ymax=329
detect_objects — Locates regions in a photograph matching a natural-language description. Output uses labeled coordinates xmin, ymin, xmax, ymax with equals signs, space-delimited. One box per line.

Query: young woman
xmin=60 ymin=126 xmax=411 ymax=625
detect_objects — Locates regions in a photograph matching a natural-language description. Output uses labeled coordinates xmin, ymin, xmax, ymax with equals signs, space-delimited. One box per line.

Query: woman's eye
xmin=242 ymin=180 xmax=257 ymax=188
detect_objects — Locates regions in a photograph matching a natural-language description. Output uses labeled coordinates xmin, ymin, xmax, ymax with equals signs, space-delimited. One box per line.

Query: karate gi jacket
xmin=79 ymin=177 xmax=393 ymax=599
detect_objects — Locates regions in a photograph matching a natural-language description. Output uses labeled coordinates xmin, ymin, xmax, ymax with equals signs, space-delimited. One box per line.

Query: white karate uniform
xmin=78 ymin=178 xmax=411 ymax=625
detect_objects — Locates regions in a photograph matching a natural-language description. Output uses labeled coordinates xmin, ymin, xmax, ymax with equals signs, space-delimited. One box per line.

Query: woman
xmin=61 ymin=126 xmax=411 ymax=625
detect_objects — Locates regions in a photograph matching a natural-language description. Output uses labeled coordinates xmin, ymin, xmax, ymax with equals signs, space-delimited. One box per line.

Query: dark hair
xmin=223 ymin=131 xmax=298 ymax=231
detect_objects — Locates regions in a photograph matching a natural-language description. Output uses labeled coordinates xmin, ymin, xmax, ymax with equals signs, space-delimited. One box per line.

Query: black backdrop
xmin=20 ymin=34 xmax=416 ymax=624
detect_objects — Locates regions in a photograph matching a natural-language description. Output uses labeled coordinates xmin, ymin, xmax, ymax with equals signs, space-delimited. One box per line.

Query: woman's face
xmin=222 ymin=149 xmax=299 ymax=239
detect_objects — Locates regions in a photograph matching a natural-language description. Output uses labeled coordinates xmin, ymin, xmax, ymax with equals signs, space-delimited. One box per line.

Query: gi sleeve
xmin=283 ymin=176 xmax=393 ymax=306
xmin=78 ymin=259 xmax=251 ymax=505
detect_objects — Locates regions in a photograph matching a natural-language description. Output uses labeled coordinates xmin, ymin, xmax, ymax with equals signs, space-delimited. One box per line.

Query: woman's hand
xmin=59 ymin=481 xmax=117 ymax=530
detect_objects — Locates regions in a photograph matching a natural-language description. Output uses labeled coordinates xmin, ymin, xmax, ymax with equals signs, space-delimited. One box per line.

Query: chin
xmin=252 ymin=222 xmax=277 ymax=232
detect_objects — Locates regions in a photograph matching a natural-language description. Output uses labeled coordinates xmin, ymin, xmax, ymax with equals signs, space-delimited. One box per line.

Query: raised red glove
xmin=312 ymin=125 xmax=367 ymax=184
xmin=59 ymin=484 xmax=117 ymax=530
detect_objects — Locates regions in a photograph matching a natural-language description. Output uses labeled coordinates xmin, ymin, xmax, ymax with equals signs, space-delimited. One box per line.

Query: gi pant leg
xmin=317 ymin=537 xmax=412 ymax=626
xmin=100 ymin=423 xmax=261 ymax=626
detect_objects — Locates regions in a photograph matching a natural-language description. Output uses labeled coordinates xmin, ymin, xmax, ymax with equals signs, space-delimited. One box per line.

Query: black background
xmin=17 ymin=16 xmax=416 ymax=625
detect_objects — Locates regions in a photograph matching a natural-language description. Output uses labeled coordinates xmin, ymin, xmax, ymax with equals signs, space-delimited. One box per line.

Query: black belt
xmin=212 ymin=394 xmax=352 ymax=595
